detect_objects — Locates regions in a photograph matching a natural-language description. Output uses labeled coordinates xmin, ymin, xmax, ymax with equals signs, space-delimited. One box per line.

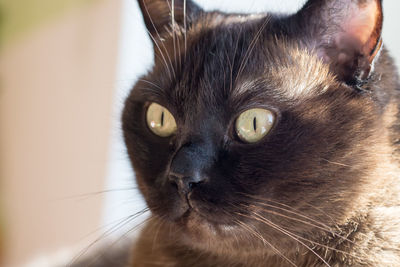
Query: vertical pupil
xmin=161 ymin=111 xmax=164 ymax=127
xmin=253 ymin=116 xmax=257 ymax=132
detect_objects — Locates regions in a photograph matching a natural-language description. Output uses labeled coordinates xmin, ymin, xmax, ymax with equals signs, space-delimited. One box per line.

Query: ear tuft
xmin=298 ymin=0 xmax=383 ymax=87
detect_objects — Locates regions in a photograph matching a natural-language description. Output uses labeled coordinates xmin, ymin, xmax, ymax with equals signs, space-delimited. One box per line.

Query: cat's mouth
xmin=162 ymin=181 xmax=241 ymax=239
xmin=180 ymin=191 xmax=237 ymax=225
xmin=176 ymin=204 xmax=239 ymax=238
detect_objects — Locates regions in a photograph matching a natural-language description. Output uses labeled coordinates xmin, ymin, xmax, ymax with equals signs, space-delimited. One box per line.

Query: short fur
xmin=119 ymin=0 xmax=400 ymax=266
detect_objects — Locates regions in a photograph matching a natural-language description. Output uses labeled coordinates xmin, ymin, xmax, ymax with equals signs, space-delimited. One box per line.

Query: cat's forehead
xmin=232 ymin=44 xmax=335 ymax=100
xmin=173 ymin=15 xmax=336 ymax=103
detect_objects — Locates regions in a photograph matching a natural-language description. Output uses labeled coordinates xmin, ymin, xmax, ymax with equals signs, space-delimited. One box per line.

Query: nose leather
xmin=168 ymin=140 xmax=213 ymax=196
xmin=168 ymin=171 xmax=204 ymax=196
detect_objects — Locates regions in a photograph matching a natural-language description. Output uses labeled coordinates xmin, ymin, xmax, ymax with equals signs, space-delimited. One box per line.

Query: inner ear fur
xmin=297 ymin=0 xmax=383 ymax=87
xmin=137 ymin=0 xmax=202 ymax=36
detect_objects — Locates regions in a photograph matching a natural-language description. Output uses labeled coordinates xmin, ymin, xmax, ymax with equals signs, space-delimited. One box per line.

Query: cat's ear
xmin=297 ymin=0 xmax=383 ymax=86
xmin=137 ymin=0 xmax=202 ymax=36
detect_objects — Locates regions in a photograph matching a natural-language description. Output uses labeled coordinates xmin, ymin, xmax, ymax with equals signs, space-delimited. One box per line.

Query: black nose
xmin=169 ymin=140 xmax=212 ymax=197
xmin=169 ymin=171 xmax=206 ymax=197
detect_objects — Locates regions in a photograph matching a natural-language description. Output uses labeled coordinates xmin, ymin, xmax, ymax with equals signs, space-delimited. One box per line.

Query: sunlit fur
xmin=120 ymin=0 xmax=400 ymax=266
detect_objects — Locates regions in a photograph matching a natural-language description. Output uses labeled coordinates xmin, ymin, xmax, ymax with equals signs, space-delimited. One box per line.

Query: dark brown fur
xmin=118 ymin=0 xmax=400 ymax=266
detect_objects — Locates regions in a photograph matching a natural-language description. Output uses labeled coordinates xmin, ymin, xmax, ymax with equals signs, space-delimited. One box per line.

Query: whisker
xmin=237 ymin=200 xmax=370 ymax=260
xmin=235 ymin=210 xmax=331 ymax=267
xmin=145 ymin=28 xmax=173 ymax=82
xmin=77 ymin=214 xmax=141 ymax=243
xmin=150 ymin=215 xmax=167 ymax=253
xmin=321 ymin=158 xmax=351 ymax=168
xmin=299 ymin=200 xmax=338 ymax=227
xmin=69 ymin=208 xmax=149 ymax=265
xmin=255 ymin=201 xmax=333 ymax=230
xmin=142 ymin=1 xmax=175 ymax=81
xmin=117 ymin=215 xmax=154 ymax=241
xmin=139 ymin=86 xmax=167 ymax=98
xmin=235 ymin=16 xmax=270 ymax=84
xmin=242 ymin=193 xmax=390 ymax=247
xmin=241 ymin=193 xmax=374 ymax=242
xmin=232 ymin=26 xmax=243 ymax=86
xmin=165 ymin=0 xmax=183 ymax=73
xmin=176 ymin=26 xmax=182 ymax=72
xmin=235 ymin=219 xmax=298 ymax=267
xmin=255 ymin=212 xmax=331 ymax=266
xmin=241 ymin=193 xmax=337 ymax=230
xmin=253 ymin=211 xmax=367 ymax=262
xmin=183 ymin=0 xmax=187 ymax=59
xmin=57 ymin=187 xmax=138 ymax=201
xmin=170 ymin=0 xmax=177 ymax=70
xmin=87 ymin=215 xmax=154 ymax=267
xmin=138 ymin=79 xmax=163 ymax=90
xmin=247 ymin=203 xmax=358 ymax=246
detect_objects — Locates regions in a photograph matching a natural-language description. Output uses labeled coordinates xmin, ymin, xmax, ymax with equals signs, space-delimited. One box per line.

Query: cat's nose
xmin=168 ymin=140 xmax=213 ymax=196
xmin=168 ymin=171 xmax=206 ymax=196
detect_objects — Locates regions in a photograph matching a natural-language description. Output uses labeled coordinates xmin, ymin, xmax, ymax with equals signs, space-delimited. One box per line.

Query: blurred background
xmin=0 ymin=0 xmax=399 ymax=266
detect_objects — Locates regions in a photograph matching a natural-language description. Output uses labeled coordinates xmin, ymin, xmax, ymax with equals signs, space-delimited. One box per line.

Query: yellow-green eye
xmin=235 ymin=108 xmax=274 ymax=143
xmin=146 ymin=103 xmax=177 ymax=137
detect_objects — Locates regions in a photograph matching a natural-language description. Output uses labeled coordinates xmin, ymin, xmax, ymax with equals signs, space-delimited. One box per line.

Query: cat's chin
xmin=174 ymin=208 xmax=240 ymax=242
xmin=168 ymin=209 xmax=273 ymax=256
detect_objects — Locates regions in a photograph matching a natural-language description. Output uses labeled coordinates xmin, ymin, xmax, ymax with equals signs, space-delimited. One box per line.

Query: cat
xmin=94 ymin=0 xmax=400 ymax=266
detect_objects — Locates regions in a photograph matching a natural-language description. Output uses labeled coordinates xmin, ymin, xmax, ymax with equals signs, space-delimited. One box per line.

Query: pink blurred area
xmin=0 ymin=0 xmax=123 ymax=265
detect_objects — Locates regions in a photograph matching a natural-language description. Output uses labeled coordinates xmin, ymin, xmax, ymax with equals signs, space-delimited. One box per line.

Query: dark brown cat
xmin=104 ymin=0 xmax=400 ymax=266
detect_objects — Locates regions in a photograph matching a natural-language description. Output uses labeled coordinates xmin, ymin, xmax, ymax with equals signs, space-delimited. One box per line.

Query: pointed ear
xmin=297 ymin=0 xmax=383 ymax=87
xmin=137 ymin=0 xmax=202 ymax=36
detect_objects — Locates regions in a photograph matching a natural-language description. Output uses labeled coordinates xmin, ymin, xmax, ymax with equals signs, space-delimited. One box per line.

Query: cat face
xmin=123 ymin=0 xmax=388 ymax=252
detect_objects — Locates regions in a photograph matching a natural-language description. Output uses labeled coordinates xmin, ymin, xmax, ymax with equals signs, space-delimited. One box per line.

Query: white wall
xmin=103 ymin=0 xmax=400 ymax=231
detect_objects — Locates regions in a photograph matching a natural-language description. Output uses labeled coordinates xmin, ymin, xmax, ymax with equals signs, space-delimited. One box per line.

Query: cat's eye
xmin=146 ymin=102 xmax=177 ymax=137
xmin=235 ymin=108 xmax=274 ymax=143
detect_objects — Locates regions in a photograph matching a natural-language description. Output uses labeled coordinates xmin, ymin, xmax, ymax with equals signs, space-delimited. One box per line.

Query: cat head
xmin=123 ymin=0 xmax=394 ymax=254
